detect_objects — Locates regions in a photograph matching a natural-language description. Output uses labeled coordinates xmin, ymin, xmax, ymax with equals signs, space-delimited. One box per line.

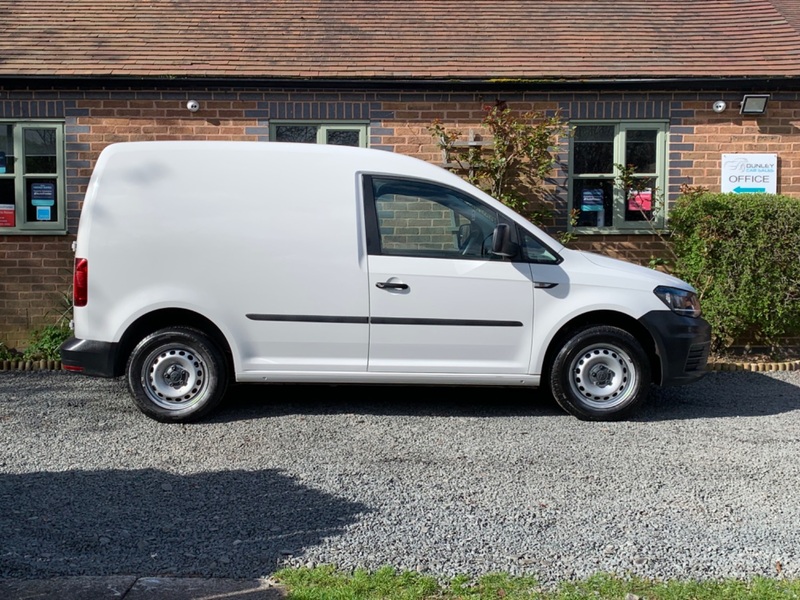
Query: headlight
xmin=654 ymin=286 xmax=701 ymax=318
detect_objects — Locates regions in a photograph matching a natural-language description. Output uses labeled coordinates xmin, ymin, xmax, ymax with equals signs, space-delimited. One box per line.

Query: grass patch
xmin=273 ymin=567 xmax=800 ymax=599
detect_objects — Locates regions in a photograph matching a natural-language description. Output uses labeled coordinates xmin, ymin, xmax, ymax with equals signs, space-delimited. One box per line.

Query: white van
xmin=61 ymin=141 xmax=710 ymax=422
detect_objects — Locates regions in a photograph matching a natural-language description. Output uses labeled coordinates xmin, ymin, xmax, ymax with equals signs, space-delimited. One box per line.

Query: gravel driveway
xmin=1 ymin=370 xmax=799 ymax=585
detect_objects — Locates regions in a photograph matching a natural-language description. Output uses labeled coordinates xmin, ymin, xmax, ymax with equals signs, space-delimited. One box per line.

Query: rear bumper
xmin=60 ymin=337 xmax=121 ymax=377
xmin=638 ymin=311 xmax=711 ymax=386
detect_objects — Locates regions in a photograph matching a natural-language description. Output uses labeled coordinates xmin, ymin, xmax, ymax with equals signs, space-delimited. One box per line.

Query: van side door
xmin=363 ymin=175 xmax=535 ymax=374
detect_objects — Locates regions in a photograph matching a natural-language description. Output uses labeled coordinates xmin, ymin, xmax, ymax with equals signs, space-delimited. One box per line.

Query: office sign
xmin=721 ymin=153 xmax=777 ymax=194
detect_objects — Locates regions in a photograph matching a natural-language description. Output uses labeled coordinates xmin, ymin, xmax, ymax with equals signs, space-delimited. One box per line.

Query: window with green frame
xmin=270 ymin=122 xmax=368 ymax=147
xmin=0 ymin=121 xmax=66 ymax=233
xmin=569 ymin=121 xmax=667 ymax=232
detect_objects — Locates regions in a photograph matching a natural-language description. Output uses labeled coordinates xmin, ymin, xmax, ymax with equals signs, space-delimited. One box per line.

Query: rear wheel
xmin=126 ymin=327 xmax=228 ymax=422
xmin=549 ymin=325 xmax=651 ymax=421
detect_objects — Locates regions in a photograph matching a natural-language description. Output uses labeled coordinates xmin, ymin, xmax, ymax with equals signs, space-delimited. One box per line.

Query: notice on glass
xmin=31 ymin=182 xmax=55 ymax=206
xmin=581 ymin=189 xmax=604 ymax=211
xmin=628 ymin=189 xmax=652 ymax=212
xmin=0 ymin=203 xmax=15 ymax=227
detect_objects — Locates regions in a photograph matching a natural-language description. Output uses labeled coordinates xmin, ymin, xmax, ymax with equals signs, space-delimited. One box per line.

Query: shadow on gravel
xmin=212 ymin=370 xmax=800 ymax=423
xmin=213 ymin=383 xmax=565 ymax=423
xmin=640 ymin=370 xmax=800 ymax=421
xmin=0 ymin=469 xmax=369 ymax=579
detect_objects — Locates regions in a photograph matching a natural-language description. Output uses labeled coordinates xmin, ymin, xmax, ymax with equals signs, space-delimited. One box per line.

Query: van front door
xmin=364 ymin=176 xmax=534 ymax=374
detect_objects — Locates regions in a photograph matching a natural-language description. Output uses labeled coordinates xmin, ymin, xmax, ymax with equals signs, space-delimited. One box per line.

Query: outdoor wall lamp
xmin=739 ymin=94 xmax=770 ymax=115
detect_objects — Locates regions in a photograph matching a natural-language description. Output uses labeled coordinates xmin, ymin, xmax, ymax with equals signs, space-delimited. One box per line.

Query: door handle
xmin=376 ymin=281 xmax=409 ymax=290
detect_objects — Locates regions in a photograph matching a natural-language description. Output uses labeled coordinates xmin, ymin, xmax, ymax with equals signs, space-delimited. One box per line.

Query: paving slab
xmin=0 ymin=576 xmax=137 ymax=599
xmin=0 ymin=577 xmax=287 ymax=600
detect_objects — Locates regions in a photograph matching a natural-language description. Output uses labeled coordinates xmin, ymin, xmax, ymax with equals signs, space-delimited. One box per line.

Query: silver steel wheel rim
xmin=568 ymin=342 xmax=638 ymax=410
xmin=142 ymin=344 xmax=210 ymax=411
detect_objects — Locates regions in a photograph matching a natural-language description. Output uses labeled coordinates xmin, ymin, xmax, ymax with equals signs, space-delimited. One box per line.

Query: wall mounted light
xmin=739 ymin=94 xmax=770 ymax=115
xmin=712 ymin=100 xmax=727 ymax=113
xmin=186 ymin=100 xmax=200 ymax=113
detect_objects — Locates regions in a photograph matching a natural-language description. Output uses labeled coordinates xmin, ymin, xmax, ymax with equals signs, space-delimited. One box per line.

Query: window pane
xmin=274 ymin=125 xmax=317 ymax=144
xmin=625 ymin=130 xmax=658 ymax=173
xmin=573 ymin=179 xmax=614 ymax=228
xmin=24 ymin=128 xmax=57 ymax=174
xmin=624 ymin=177 xmax=655 ymax=222
xmin=25 ymin=178 xmax=57 ymax=222
xmin=521 ymin=231 xmax=559 ymax=263
xmin=573 ymin=125 xmax=615 ymax=174
xmin=372 ymin=178 xmax=497 ymax=258
xmin=326 ymin=129 xmax=360 ymax=147
xmin=0 ymin=178 xmax=16 ymax=227
xmin=0 ymin=125 xmax=14 ymax=174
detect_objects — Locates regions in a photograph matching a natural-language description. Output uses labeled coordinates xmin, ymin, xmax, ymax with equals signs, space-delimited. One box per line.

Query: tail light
xmin=74 ymin=258 xmax=88 ymax=307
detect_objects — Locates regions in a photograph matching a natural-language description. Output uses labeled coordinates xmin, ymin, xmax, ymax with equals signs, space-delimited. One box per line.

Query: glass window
xmin=520 ymin=230 xmax=560 ymax=264
xmin=0 ymin=124 xmax=15 ymax=175
xmin=271 ymin=122 xmax=368 ymax=147
xmin=370 ymin=177 xmax=499 ymax=260
xmin=569 ymin=122 xmax=667 ymax=232
xmin=0 ymin=122 xmax=65 ymax=234
xmin=274 ymin=125 xmax=316 ymax=144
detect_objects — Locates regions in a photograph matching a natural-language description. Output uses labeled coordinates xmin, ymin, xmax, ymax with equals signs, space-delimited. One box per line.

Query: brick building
xmin=1 ymin=0 xmax=800 ymax=348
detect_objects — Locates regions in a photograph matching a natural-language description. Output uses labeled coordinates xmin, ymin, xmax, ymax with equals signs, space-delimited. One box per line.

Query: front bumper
xmin=638 ymin=311 xmax=711 ymax=386
xmin=60 ymin=337 xmax=121 ymax=377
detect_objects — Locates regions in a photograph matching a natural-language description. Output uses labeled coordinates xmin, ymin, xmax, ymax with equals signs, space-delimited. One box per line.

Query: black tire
xmin=549 ymin=325 xmax=651 ymax=421
xmin=126 ymin=327 xmax=228 ymax=423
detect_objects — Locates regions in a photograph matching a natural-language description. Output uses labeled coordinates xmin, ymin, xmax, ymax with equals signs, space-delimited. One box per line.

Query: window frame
xmin=269 ymin=120 xmax=369 ymax=148
xmin=568 ymin=120 xmax=668 ymax=234
xmin=0 ymin=120 xmax=66 ymax=234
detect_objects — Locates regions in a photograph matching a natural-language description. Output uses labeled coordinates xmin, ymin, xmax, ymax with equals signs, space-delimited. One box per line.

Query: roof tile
xmin=1 ymin=0 xmax=800 ymax=79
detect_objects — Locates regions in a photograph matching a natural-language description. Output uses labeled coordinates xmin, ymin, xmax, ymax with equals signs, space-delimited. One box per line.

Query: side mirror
xmin=491 ymin=223 xmax=519 ymax=258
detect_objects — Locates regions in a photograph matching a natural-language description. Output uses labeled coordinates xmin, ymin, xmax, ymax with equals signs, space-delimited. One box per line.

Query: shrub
xmin=0 ymin=341 xmax=21 ymax=361
xmin=429 ymin=102 xmax=568 ymax=229
xmin=22 ymin=324 xmax=72 ymax=361
xmin=669 ymin=191 xmax=800 ymax=350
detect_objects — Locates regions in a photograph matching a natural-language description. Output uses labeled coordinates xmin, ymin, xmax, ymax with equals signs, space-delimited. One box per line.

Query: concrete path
xmin=0 ymin=576 xmax=287 ymax=599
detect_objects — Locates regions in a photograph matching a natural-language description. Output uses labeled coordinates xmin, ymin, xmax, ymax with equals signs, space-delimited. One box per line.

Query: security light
xmin=739 ymin=94 xmax=770 ymax=115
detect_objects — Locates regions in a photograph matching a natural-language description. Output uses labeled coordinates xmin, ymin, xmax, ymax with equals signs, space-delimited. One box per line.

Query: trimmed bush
xmin=669 ymin=191 xmax=800 ymax=350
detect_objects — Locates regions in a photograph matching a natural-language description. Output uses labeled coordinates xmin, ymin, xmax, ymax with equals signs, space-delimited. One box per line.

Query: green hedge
xmin=669 ymin=192 xmax=800 ymax=350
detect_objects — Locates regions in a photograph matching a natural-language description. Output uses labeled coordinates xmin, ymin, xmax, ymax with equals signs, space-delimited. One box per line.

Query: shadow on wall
xmin=0 ymin=468 xmax=369 ymax=579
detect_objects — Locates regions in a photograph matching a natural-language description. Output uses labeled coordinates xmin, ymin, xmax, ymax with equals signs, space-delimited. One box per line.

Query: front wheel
xmin=549 ymin=325 xmax=651 ymax=421
xmin=126 ymin=327 xmax=228 ymax=423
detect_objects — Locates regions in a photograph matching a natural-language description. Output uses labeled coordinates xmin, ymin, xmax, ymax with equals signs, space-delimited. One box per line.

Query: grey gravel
xmin=1 ymin=370 xmax=799 ymax=585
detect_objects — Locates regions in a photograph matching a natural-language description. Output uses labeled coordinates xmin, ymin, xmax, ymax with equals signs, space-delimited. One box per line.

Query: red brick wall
xmin=0 ymin=236 xmax=74 ymax=348
xmin=0 ymin=86 xmax=798 ymax=348
xmin=672 ymin=98 xmax=800 ymax=195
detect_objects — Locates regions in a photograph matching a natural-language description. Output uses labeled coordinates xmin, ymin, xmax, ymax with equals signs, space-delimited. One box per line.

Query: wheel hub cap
xmin=568 ymin=343 xmax=638 ymax=410
xmin=589 ymin=364 xmax=615 ymax=387
xmin=143 ymin=346 xmax=208 ymax=409
xmin=163 ymin=364 xmax=190 ymax=389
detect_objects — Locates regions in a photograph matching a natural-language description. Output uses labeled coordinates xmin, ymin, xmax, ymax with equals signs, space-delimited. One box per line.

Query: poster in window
xmin=31 ymin=182 xmax=55 ymax=207
xmin=582 ymin=188 xmax=605 ymax=227
xmin=0 ymin=203 xmax=15 ymax=227
xmin=581 ymin=189 xmax=604 ymax=211
xmin=0 ymin=151 xmax=6 ymax=174
xmin=627 ymin=189 xmax=652 ymax=212
xmin=31 ymin=182 xmax=55 ymax=221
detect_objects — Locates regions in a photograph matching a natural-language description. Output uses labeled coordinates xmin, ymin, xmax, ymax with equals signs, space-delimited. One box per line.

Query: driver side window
xmin=369 ymin=176 xmax=499 ymax=260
